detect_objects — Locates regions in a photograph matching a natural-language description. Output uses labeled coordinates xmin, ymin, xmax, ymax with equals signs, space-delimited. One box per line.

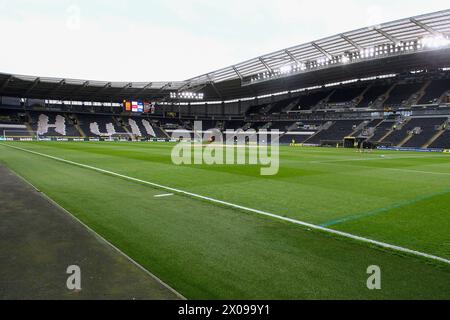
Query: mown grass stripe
xmin=321 ymin=188 xmax=450 ymax=227
xmin=2 ymin=142 xmax=450 ymax=266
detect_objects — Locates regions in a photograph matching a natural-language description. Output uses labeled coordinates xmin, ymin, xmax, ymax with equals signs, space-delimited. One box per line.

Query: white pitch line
xmin=2 ymin=143 xmax=450 ymax=266
xmin=154 ymin=193 xmax=174 ymax=198
xmin=310 ymin=154 xmax=448 ymax=164
xmin=0 ymin=157 xmax=185 ymax=300
xmin=312 ymin=159 xmax=450 ymax=176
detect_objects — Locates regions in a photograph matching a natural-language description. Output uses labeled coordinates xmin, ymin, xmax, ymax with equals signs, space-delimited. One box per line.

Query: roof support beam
xmin=147 ymin=82 xmax=172 ymax=101
xmin=0 ymin=75 xmax=13 ymax=92
xmin=23 ymin=77 xmax=41 ymax=96
xmin=131 ymin=82 xmax=153 ymax=99
xmin=159 ymin=82 xmax=172 ymax=91
xmin=176 ymin=81 xmax=193 ymax=92
xmin=62 ymin=81 xmax=89 ymax=101
xmin=258 ymin=57 xmax=273 ymax=73
xmin=208 ymin=79 xmax=222 ymax=100
xmin=284 ymin=49 xmax=300 ymax=64
xmin=88 ymin=82 xmax=111 ymax=100
xmin=311 ymin=42 xmax=333 ymax=59
xmin=340 ymin=34 xmax=363 ymax=51
xmin=232 ymin=66 xmax=243 ymax=79
xmin=47 ymin=79 xmax=66 ymax=96
xmin=374 ymin=28 xmax=400 ymax=45
xmin=110 ymin=82 xmax=133 ymax=100
xmin=410 ymin=18 xmax=441 ymax=36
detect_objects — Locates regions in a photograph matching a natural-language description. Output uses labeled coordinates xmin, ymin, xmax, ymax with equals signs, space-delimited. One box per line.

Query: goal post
xmin=1 ymin=129 xmax=39 ymax=141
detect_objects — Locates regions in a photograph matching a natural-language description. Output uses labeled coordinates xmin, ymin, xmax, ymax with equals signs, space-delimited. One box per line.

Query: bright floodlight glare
xmin=279 ymin=65 xmax=292 ymax=74
xmin=342 ymin=56 xmax=350 ymax=64
xmin=422 ymin=35 xmax=450 ymax=48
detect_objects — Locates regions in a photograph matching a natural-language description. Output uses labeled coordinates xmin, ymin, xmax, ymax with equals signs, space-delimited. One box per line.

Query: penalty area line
xmin=2 ymin=143 xmax=450 ymax=267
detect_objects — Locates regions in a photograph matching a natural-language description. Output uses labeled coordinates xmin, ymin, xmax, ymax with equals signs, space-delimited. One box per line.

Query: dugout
xmin=343 ymin=136 xmax=357 ymax=148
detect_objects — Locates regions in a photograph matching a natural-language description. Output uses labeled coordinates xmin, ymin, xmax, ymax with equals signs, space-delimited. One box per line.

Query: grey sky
xmin=0 ymin=0 xmax=448 ymax=81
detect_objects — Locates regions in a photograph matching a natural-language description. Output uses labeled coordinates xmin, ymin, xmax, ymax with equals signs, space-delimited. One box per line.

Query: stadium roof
xmin=1 ymin=9 xmax=450 ymax=103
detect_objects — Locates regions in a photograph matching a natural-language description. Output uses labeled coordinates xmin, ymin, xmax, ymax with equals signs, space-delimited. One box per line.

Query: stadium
xmin=1 ymin=4 xmax=450 ymax=304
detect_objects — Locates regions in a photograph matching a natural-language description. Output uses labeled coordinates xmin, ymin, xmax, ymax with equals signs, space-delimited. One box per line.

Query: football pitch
xmin=0 ymin=141 xmax=449 ymax=299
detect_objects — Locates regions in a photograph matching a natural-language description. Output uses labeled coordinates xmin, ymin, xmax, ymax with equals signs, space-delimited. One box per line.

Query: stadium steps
xmin=374 ymin=83 xmax=397 ymax=109
xmin=313 ymin=90 xmax=335 ymax=111
xmin=22 ymin=113 xmax=34 ymax=136
xmin=260 ymin=122 xmax=272 ymax=130
xmin=23 ymin=123 xmax=34 ymax=136
xmin=283 ymin=98 xmax=301 ymax=112
xmin=378 ymin=120 xmax=403 ymax=143
xmin=379 ymin=118 xmax=411 ymax=144
xmin=372 ymin=119 xmax=385 ymax=130
xmin=115 ymin=117 xmax=132 ymax=137
xmin=302 ymin=121 xmax=334 ymax=144
xmin=364 ymin=120 xmax=384 ymax=141
xmin=423 ymin=126 xmax=447 ymax=148
xmin=71 ymin=114 xmax=86 ymax=137
xmin=374 ymin=125 xmax=393 ymax=143
xmin=408 ymin=80 xmax=431 ymax=106
xmin=398 ymin=132 xmax=414 ymax=147
xmin=156 ymin=124 xmax=171 ymax=139
xmin=353 ymin=84 xmax=373 ymax=107
xmin=438 ymin=89 xmax=450 ymax=104
xmin=22 ymin=111 xmax=35 ymax=136
xmin=287 ymin=122 xmax=300 ymax=131
xmin=349 ymin=120 xmax=369 ymax=136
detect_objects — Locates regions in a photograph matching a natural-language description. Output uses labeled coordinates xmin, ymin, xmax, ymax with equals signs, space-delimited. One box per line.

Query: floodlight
xmin=280 ymin=65 xmax=292 ymax=74
xmin=422 ymin=35 xmax=450 ymax=48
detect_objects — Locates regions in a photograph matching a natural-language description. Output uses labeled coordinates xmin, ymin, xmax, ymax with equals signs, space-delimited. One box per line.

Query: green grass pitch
xmin=0 ymin=141 xmax=449 ymax=299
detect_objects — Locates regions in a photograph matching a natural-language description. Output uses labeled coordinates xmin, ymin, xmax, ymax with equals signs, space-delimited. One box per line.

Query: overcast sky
xmin=0 ymin=0 xmax=448 ymax=82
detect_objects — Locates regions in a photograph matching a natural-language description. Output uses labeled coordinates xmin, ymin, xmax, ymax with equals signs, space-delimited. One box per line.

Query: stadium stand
xmin=417 ymin=79 xmax=450 ymax=105
xmin=429 ymin=128 xmax=450 ymax=149
xmin=380 ymin=117 xmax=448 ymax=147
xmin=29 ymin=112 xmax=81 ymax=137
xmin=356 ymin=84 xmax=391 ymax=108
xmin=368 ymin=120 xmax=396 ymax=143
xmin=384 ymin=83 xmax=423 ymax=106
xmin=268 ymin=97 xmax=299 ymax=114
xmin=305 ymin=120 xmax=364 ymax=145
xmin=352 ymin=119 xmax=384 ymax=137
xmin=292 ymin=90 xmax=332 ymax=111
xmin=327 ymin=86 xmax=365 ymax=104
xmin=2 ymin=67 xmax=450 ymax=148
xmin=402 ymin=117 xmax=448 ymax=148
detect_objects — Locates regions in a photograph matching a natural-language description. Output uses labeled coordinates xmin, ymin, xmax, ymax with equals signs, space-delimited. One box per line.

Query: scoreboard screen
xmin=123 ymin=100 xmax=155 ymax=113
xmin=123 ymin=100 xmax=144 ymax=113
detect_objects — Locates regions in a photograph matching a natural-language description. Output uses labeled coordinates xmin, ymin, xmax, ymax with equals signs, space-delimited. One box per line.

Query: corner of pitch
xmin=170 ymin=121 xmax=280 ymax=176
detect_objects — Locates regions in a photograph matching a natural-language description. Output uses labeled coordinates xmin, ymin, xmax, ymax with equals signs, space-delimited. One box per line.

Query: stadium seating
xmin=119 ymin=117 xmax=161 ymax=138
xmin=429 ymin=129 xmax=450 ymax=149
xmin=417 ymin=79 xmax=450 ymax=105
xmin=2 ymin=69 xmax=450 ymax=148
xmin=223 ymin=121 xmax=246 ymax=130
xmin=268 ymin=98 xmax=298 ymax=114
xmin=327 ymin=86 xmax=365 ymax=104
xmin=402 ymin=117 xmax=448 ymax=148
xmin=352 ymin=119 xmax=384 ymax=137
xmin=356 ymin=84 xmax=391 ymax=108
xmin=76 ymin=115 xmax=128 ymax=137
xmin=29 ymin=112 xmax=81 ymax=137
xmin=368 ymin=120 xmax=396 ymax=142
xmin=292 ymin=90 xmax=332 ymax=111
xmin=269 ymin=121 xmax=296 ymax=131
xmin=381 ymin=117 xmax=447 ymax=147
xmin=384 ymin=83 xmax=423 ymax=106
xmin=305 ymin=120 xmax=364 ymax=145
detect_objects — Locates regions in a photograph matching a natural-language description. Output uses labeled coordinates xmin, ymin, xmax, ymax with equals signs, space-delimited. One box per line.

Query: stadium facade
xmin=1 ymin=9 xmax=450 ymax=150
